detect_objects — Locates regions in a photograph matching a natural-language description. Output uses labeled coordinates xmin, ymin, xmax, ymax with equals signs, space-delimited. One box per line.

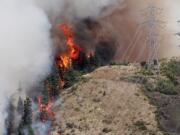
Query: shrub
xmin=155 ymin=79 xmax=177 ymax=95
xmin=110 ymin=61 xmax=129 ymax=66
xmin=102 ymin=128 xmax=112 ymax=133
xmin=120 ymin=75 xmax=147 ymax=84
xmin=161 ymin=59 xmax=180 ymax=84
xmin=139 ymin=68 xmax=153 ymax=76
xmin=144 ymin=82 xmax=155 ymax=92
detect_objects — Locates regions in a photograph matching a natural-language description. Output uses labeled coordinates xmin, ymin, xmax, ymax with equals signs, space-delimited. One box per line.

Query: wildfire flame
xmin=57 ymin=24 xmax=82 ymax=70
xmin=56 ymin=24 xmax=82 ymax=88
xmin=58 ymin=54 xmax=71 ymax=69
xmin=38 ymin=97 xmax=55 ymax=122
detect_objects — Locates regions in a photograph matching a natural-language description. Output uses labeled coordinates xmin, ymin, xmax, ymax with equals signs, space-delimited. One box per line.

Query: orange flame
xmin=38 ymin=97 xmax=55 ymax=122
xmin=57 ymin=24 xmax=81 ymax=70
xmin=56 ymin=24 xmax=82 ymax=88
xmin=58 ymin=54 xmax=71 ymax=69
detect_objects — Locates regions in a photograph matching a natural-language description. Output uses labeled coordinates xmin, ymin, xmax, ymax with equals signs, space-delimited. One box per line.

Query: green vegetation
xmin=140 ymin=58 xmax=180 ymax=134
xmin=120 ymin=75 xmax=147 ymax=84
xmin=110 ymin=61 xmax=129 ymax=66
xmin=135 ymin=58 xmax=180 ymax=95
xmin=144 ymin=78 xmax=178 ymax=95
xmin=119 ymin=58 xmax=180 ymax=134
xmin=46 ymin=65 xmax=61 ymax=98
xmin=139 ymin=68 xmax=154 ymax=76
xmin=22 ymin=97 xmax=32 ymax=125
xmin=155 ymin=79 xmax=177 ymax=95
xmin=64 ymin=69 xmax=84 ymax=88
xmin=161 ymin=58 xmax=180 ymax=84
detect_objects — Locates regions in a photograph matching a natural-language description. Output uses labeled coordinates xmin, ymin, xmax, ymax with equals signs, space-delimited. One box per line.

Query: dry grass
xmin=52 ymin=65 xmax=163 ymax=135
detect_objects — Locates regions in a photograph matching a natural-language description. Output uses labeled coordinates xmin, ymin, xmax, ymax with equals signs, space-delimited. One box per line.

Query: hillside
xmin=51 ymin=64 xmax=163 ymax=135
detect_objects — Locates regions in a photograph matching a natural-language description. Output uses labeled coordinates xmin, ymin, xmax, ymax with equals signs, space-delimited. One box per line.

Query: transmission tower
xmin=142 ymin=0 xmax=164 ymax=72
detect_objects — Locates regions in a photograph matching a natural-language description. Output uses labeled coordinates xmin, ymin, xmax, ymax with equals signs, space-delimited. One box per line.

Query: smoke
xmin=65 ymin=0 xmax=124 ymax=19
xmin=105 ymin=0 xmax=180 ymax=59
xmin=32 ymin=122 xmax=52 ymax=135
xmin=124 ymin=0 xmax=180 ymax=59
xmin=161 ymin=0 xmax=180 ymax=57
xmin=62 ymin=0 xmax=180 ymax=61
xmin=0 ymin=0 xmax=53 ymax=134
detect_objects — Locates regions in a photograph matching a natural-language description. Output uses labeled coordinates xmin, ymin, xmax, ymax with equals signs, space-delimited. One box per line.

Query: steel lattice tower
xmin=142 ymin=1 xmax=164 ymax=71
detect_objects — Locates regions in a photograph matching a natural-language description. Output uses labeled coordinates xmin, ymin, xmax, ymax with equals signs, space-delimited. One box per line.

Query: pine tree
xmin=42 ymin=81 xmax=49 ymax=105
xmin=49 ymin=77 xmax=60 ymax=98
xmin=28 ymin=126 xmax=34 ymax=135
xmin=22 ymin=97 xmax=32 ymax=126
xmin=17 ymin=123 xmax=24 ymax=135
xmin=17 ymin=97 xmax=24 ymax=114
xmin=6 ymin=102 xmax=15 ymax=135
xmin=48 ymin=65 xmax=61 ymax=98
xmin=17 ymin=97 xmax=34 ymax=135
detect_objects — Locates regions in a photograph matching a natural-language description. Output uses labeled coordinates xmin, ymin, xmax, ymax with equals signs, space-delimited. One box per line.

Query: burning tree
xmin=56 ymin=23 xmax=100 ymax=88
xmin=17 ymin=97 xmax=24 ymax=114
xmin=56 ymin=24 xmax=82 ymax=70
xmin=36 ymin=74 xmax=60 ymax=123
xmin=38 ymin=96 xmax=55 ymax=122
xmin=56 ymin=24 xmax=82 ymax=88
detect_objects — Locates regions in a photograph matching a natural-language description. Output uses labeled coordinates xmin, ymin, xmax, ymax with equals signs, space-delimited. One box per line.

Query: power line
xmin=122 ymin=0 xmax=164 ymax=74
xmin=122 ymin=24 xmax=143 ymax=61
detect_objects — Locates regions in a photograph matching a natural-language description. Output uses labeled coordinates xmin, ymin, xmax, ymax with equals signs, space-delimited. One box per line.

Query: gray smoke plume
xmin=60 ymin=0 xmax=180 ymax=60
xmin=65 ymin=0 xmax=124 ymax=19
xmin=0 ymin=0 xmax=53 ymax=134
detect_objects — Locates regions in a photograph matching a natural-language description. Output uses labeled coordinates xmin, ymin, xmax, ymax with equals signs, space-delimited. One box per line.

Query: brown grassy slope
xmin=52 ymin=65 xmax=163 ymax=135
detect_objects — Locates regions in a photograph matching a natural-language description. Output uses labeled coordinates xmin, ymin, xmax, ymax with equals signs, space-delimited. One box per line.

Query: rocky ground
xmin=51 ymin=65 xmax=163 ymax=135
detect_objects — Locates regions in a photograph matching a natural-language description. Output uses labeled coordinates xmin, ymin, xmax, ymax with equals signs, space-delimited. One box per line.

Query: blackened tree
xmin=72 ymin=52 xmax=89 ymax=71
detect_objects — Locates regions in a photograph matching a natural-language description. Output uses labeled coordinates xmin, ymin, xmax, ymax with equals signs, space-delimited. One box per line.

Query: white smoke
xmin=32 ymin=122 xmax=52 ymax=135
xmin=35 ymin=0 xmax=123 ymax=21
xmin=162 ymin=0 xmax=180 ymax=57
xmin=0 ymin=0 xmax=53 ymax=134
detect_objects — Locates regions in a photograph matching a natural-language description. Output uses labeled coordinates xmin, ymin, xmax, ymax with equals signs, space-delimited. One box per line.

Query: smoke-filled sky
xmin=0 ymin=0 xmax=53 ymax=134
xmin=163 ymin=0 xmax=180 ymax=57
xmin=0 ymin=0 xmax=180 ymax=134
xmin=133 ymin=0 xmax=180 ymax=58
